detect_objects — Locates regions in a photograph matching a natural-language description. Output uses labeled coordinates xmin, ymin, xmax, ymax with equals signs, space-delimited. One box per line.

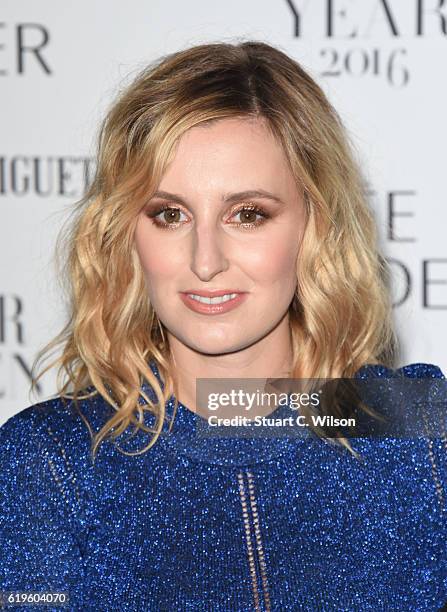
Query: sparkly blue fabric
xmin=0 ymin=362 xmax=446 ymax=611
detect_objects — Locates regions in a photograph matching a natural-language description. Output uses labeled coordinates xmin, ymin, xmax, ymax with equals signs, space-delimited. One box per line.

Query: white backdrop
xmin=1 ymin=0 xmax=446 ymax=425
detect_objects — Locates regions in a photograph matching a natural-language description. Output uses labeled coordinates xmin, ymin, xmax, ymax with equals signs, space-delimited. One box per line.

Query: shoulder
xmin=0 ymin=391 xmax=163 ymax=492
xmin=0 ymin=392 xmax=132 ymax=535
xmin=0 ymin=398 xmax=75 ymax=468
xmin=0 ymin=392 xmax=112 ymax=461
xmin=351 ymin=362 xmax=447 ymax=512
xmin=353 ymin=361 xmax=445 ymax=439
xmin=354 ymin=361 xmax=445 ymax=379
xmin=0 ymin=393 xmax=120 ymax=507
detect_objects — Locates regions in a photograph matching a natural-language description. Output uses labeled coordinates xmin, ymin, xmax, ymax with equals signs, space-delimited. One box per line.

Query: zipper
xmin=238 ymin=470 xmax=272 ymax=611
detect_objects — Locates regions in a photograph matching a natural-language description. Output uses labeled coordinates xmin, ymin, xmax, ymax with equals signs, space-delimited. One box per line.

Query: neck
xmin=166 ymin=312 xmax=294 ymax=414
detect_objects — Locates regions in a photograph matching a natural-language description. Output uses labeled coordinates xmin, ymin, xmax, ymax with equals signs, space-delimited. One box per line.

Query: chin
xmin=185 ymin=338 xmax=240 ymax=356
xmin=174 ymin=329 xmax=261 ymax=357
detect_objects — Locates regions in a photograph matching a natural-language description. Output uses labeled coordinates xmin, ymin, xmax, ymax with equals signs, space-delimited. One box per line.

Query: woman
xmin=0 ymin=40 xmax=446 ymax=611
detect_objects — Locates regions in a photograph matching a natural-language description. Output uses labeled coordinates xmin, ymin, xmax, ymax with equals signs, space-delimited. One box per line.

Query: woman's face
xmin=135 ymin=116 xmax=306 ymax=356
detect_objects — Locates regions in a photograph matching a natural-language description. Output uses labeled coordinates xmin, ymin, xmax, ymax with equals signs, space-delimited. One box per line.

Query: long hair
xmin=31 ymin=40 xmax=398 ymax=460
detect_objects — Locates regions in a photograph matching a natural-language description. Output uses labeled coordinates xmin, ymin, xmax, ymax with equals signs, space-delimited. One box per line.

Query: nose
xmin=190 ymin=222 xmax=230 ymax=281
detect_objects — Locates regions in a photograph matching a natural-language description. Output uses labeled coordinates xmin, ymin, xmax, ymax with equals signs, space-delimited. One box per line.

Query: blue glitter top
xmin=0 ymin=362 xmax=446 ymax=611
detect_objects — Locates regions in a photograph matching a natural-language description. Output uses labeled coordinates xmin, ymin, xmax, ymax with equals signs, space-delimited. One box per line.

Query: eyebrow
xmin=150 ymin=189 xmax=285 ymax=206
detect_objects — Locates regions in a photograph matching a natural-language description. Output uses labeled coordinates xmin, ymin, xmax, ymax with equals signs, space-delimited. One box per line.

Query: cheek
xmin=134 ymin=221 xmax=178 ymax=282
xmin=263 ymin=243 xmax=297 ymax=280
xmin=241 ymin=230 xmax=299 ymax=284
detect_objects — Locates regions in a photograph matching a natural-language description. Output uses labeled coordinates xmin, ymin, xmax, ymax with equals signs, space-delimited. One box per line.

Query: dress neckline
xmin=143 ymin=361 xmax=398 ymax=466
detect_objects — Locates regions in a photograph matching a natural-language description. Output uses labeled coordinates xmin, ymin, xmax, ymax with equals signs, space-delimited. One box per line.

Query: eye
xmin=146 ymin=205 xmax=189 ymax=230
xmin=145 ymin=202 xmax=270 ymax=230
xmin=229 ymin=205 xmax=270 ymax=229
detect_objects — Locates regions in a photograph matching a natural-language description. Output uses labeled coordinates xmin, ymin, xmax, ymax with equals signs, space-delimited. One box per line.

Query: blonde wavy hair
xmin=31 ymin=40 xmax=398 ymax=460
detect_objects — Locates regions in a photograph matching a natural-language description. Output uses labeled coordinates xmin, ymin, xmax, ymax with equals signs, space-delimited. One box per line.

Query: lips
xmin=182 ymin=289 xmax=244 ymax=297
xmin=180 ymin=291 xmax=248 ymax=315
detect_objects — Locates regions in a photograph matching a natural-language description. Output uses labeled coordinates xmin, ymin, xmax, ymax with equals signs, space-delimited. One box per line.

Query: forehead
xmin=174 ymin=115 xmax=279 ymax=152
xmin=158 ymin=116 xmax=295 ymax=194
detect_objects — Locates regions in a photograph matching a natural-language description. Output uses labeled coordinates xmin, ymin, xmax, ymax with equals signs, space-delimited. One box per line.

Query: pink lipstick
xmin=179 ymin=290 xmax=248 ymax=315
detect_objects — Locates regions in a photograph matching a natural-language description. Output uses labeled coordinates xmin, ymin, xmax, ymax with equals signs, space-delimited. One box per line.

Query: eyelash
xmin=145 ymin=203 xmax=270 ymax=231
